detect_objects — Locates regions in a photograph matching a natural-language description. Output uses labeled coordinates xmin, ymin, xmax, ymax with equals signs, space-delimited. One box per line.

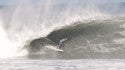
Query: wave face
xmin=47 ymin=18 xmax=125 ymax=59
xmin=0 ymin=0 xmax=125 ymax=58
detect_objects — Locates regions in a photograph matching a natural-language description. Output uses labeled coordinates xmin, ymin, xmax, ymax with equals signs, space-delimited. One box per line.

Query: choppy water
xmin=1 ymin=58 xmax=125 ymax=70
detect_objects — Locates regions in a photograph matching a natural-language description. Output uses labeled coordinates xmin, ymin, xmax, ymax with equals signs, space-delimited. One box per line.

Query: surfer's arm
xmin=59 ymin=38 xmax=68 ymax=43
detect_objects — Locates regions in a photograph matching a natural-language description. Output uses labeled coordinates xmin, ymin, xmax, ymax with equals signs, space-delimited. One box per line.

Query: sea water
xmin=0 ymin=0 xmax=125 ymax=70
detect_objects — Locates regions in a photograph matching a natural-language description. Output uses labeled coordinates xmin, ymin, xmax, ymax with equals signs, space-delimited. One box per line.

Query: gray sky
xmin=0 ymin=0 xmax=125 ymax=5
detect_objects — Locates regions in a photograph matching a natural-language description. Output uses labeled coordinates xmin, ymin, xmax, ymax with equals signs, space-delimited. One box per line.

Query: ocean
xmin=0 ymin=0 xmax=125 ymax=70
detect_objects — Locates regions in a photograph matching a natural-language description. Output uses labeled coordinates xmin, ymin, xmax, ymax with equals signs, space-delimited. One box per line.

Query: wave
xmin=0 ymin=0 xmax=125 ymax=59
xmin=27 ymin=17 xmax=125 ymax=59
xmin=1 ymin=14 xmax=125 ymax=59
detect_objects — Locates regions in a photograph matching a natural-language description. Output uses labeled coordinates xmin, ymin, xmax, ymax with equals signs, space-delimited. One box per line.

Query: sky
xmin=0 ymin=0 xmax=125 ymax=5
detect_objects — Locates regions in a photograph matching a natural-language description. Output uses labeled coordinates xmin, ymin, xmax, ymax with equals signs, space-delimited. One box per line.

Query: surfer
xmin=58 ymin=37 xmax=68 ymax=49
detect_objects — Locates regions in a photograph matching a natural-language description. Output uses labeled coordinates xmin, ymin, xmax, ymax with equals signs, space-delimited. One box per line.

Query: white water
xmin=0 ymin=16 xmax=28 ymax=58
xmin=1 ymin=59 xmax=125 ymax=70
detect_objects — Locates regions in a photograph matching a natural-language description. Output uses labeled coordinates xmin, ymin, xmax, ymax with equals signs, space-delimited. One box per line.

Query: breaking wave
xmin=0 ymin=0 xmax=125 ymax=59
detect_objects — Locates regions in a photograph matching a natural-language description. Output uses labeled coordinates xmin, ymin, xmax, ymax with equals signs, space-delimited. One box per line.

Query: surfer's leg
xmin=58 ymin=42 xmax=64 ymax=49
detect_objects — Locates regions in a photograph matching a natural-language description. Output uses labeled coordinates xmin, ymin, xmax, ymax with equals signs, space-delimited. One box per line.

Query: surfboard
xmin=45 ymin=45 xmax=64 ymax=52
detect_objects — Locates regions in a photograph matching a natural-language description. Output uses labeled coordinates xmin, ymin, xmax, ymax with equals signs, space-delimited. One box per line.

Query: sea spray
xmin=0 ymin=0 xmax=114 ymax=58
xmin=0 ymin=18 xmax=26 ymax=58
